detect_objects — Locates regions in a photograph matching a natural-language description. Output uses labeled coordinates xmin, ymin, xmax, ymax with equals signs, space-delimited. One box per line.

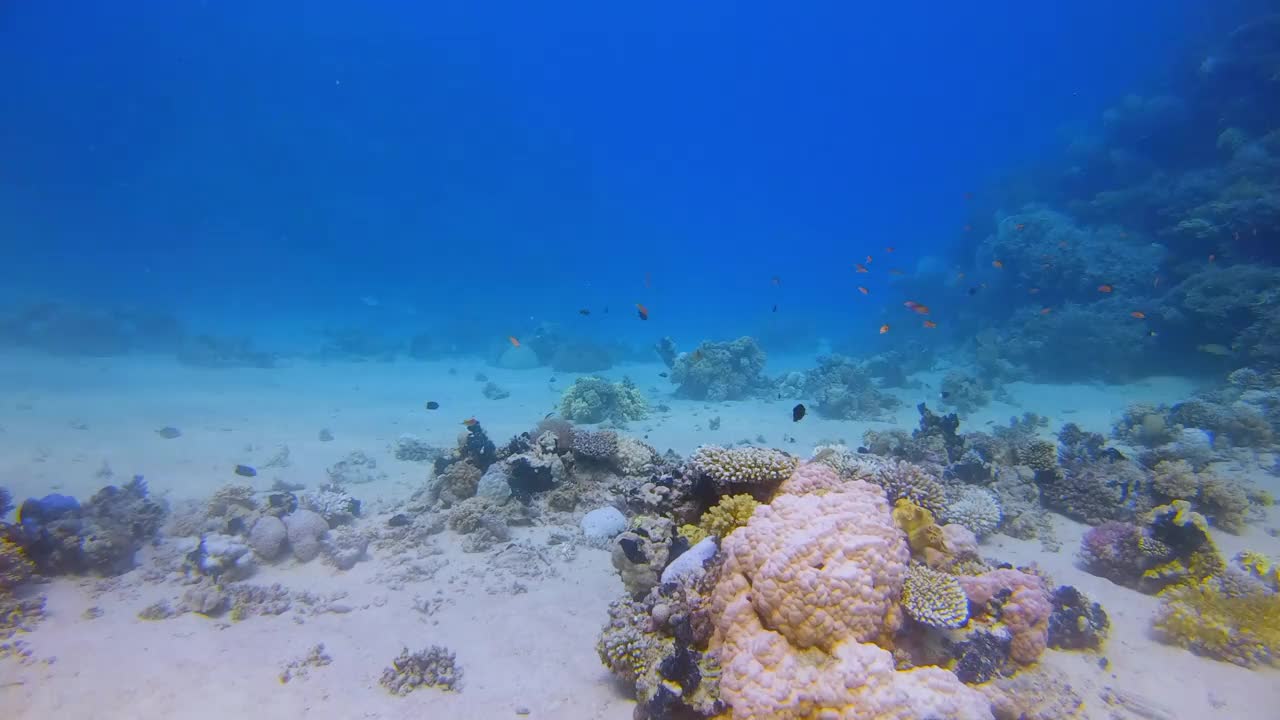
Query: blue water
xmin=1 ymin=1 xmax=1249 ymax=354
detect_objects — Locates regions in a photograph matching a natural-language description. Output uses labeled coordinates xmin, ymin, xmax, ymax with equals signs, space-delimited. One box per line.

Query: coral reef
xmin=803 ymin=354 xmax=901 ymax=420
xmin=570 ymin=428 xmax=618 ymax=460
xmin=612 ymin=515 xmax=675 ymax=599
xmin=958 ymin=568 xmax=1052 ymax=665
xmin=939 ymin=369 xmax=992 ymax=416
xmin=559 ymin=376 xmax=648 ymax=424
xmin=1080 ymin=500 xmax=1226 ymax=594
xmin=326 ymin=450 xmax=387 ymax=486
xmin=380 ymin=645 xmax=462 ymax=694
xmin=678 ymin=494 xmax=759 ymax=545
xmin=299 ymin=485 xmax=361 ymax=527
xmin=1046 ymin=585 xmax=1109 ymax=651
xmin=669 ymin=337 xmax=767 ymax=401
xmin=1040 ymin=423 xmax=1147 ymax=524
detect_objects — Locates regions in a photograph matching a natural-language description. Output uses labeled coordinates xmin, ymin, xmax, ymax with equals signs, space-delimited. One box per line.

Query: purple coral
xmin=1078 ymin=521 xmax=1145 ymax=585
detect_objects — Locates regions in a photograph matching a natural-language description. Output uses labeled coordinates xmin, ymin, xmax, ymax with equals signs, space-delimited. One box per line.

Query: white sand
xmin=1 ymin=352 xmax=1278 ymax=719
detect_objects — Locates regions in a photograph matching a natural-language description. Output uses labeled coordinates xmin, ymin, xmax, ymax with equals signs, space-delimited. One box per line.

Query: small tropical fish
xmin=1149 ymin=330 xmax=1159 ymax=337
xmin=923 ymin=320 xmax=937 ymax=329
xmin=857 ymin=286 xmax=869 ymax=295
xmin=956 ymin=272 xmax=966 ymax=280
xmin=771 ymin=275 xmax=782 ymax=286
xmin=888 ymin=268 xmax=905 ymax=275
xmin=792 ymin=404 xmax=807 ymax=422
xmin=1015 ymin=223 xmax=1026 ymax=231
xmin=879 ymin=324 xmax=890 ymax=334
xmin=968 ymin=286 xmax=979 ymax=296
xmin=910 ymin=304 xmax=930 ymax=315
xmin=462 ymin=418 xmax=479 ymax=427
xmin=865 ymin=255 xmax=873 ymax=263
xmin=1040 ymin=307 xmax=1053 ymax=314
xmin=1130 ymin=311 xmax=1146 ymax=319
xmin=636 ymin=303 xmax=649 ymax=320
xmin=772 ymin=304 xmax=778 ymax=313
xmin=425 ymin=401 xmax=440 ymax=410
xmin=578 ymin=308 xmax=591 ymax=316
xmin=1197 ymin=344 xmax=1231 ymax=356
xmin=659 ymin=372 xmax=669 ymax=378
xmin=234 ymin=464 xmax=257 ymax=478
xmin=992 ymin=260 xmax=1003 ymax=269
xmin=156 ymin=426 xmax=182 ymax=439
xmin=1097 ymin=284 xmax=1113 ymax=293
xmin=854 ymin=263 xmax=869 ymax=273
xmin=885 ymin=246 xmax=895 ymax=253
xmin=903 ymin=301 xmax=918 ymax=309
xmin=508 ymin=336 xmax=520 ymax=347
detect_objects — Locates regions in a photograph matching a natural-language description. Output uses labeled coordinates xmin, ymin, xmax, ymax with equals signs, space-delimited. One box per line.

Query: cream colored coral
xmin=614 ymin=436 xmax=658 ymax=476
xmin=711 ymin=483 xmax=991 ymax=718
xmin=777 ymin=461 xmax=845 ymax=495
xmin=901 ymin=564 xmax=969 ymax=629
xmin=712 ymin=481 xmax=909 ymax=651
xmin=692 ymin=445 xmax=797 ymax=488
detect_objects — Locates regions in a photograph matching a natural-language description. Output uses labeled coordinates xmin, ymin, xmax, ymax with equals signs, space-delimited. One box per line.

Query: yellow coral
xmin=1154 ymin=578 xmax=1280 ymax=667
xmin=1141 ymin=500 xmax=1226 ymax=590
xmin=892 ymin=498 xmax=946 ymax=558
xmin=0 ymin=537 xmax=34 ymax=595
xmin=701 ymin=494 xmax=759 ymax=539
xmin=678 ymin=524 xmax=709 ymax=545
xmin=901 ymin=564 xmax=969 ymax=629
xmin=1237 ymin=550 xmax=1280 ymax=588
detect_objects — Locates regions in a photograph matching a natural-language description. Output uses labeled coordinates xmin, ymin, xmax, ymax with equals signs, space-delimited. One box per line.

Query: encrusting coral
xmin=1154 ymin=577 xmax=1280 ymax=668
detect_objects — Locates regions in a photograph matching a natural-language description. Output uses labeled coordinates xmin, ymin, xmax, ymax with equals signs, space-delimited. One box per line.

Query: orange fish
xmin=911 ymin=304 xmax=930 ymax=316
xmin=507 ymin=336 xmax=521 ymax=347
xmin=462 ymin=418 xmax=478 ymax=427
xmin=885 ymin=246 xmax=895 ymax=253
xmin=1131 ymin=311 xmax=1146 ymax=319
xmin=866 ymin=255 xmax=873 ymax=264
xmin=636 ymin=303 xmax=649 ymax=321
xmin=1015 ymin=223 xmax=1026 ymax=231
xmin=854 ymin=263 xmax=869 ymax=273
xmin=857 ymin=286 xmax=869 ymax=295
xmin=1028 ymin=288 xmax=1040 ymax=294
xmin=879 ymin=324 xmax=890 ymax=334
xmin=1098 ymin=284 xmax=1113 ymax=293
xmin=904 ymin=301 xmax=918 ymax=309
xmin=923 ymin=320 xmax=937 ymax=329
xmin=1039 ymin=307 xmax=1052 ymax=315
xmin=992 ymin=260 xmax=1003 ymax=269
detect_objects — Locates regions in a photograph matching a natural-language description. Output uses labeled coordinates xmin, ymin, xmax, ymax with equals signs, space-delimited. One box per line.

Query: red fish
xmin=1098 ymin=284 xmax=1113 ymax=293
xmin=992 ymin=260 xmax=1004 ymax=269
xmin=636 ymin=303 xmax=649 ymax=320
xmin=507 ymin=336 xmax=520 ymax=347
xmin=854 ymin=263 xmax=869 ymax=273
xmin=857 ymin=286 xmax=869 ymax=295
xmin=879 ymin=324 xmax=890 ymax=334
xmin=923 ymin=320 xmax=937 ymax=329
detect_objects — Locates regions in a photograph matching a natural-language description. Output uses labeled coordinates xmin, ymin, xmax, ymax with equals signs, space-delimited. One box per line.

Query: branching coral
xmin=901 ymin=564 xmax=969 ymax=629
xmin=679 ymin=494 xmax=760 ymax=546
xmin=559 ymin=376 xmax=648 ymax=424
xmin=691 ymin=445 xmax=797 ymax=492
xmin=941 ymin=486 xmax=1003 ymax=538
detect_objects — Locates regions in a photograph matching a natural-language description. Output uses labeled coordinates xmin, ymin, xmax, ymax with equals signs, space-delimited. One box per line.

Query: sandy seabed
xmin=0 ymin=351 xmax=1277 ymax=719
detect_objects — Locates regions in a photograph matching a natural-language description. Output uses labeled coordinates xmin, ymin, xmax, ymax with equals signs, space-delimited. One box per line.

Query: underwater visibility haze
xmin=1 ymin=2 xmax=1279 ymax=718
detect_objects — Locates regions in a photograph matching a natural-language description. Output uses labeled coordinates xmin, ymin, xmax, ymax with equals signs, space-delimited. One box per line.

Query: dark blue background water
xmin=0 ymin=1 xmax=1247 ymax=349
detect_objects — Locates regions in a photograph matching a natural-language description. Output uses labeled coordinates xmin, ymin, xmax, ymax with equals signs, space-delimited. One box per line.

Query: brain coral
xmin=710 ymin=478 xmax=991 ymax=718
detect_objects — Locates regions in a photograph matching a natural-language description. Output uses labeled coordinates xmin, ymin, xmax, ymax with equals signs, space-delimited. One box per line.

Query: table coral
xmin=691 ymin=445 xmax=797 ymax=492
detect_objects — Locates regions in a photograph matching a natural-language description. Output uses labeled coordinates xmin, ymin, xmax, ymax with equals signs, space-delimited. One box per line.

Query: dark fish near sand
xmin=659 ymin=372 xmax=668 ymax=377
xmin=234 ymin=464 xmax=258 ymax=477
xmin=156 ymin=426 xmax=182 ymax=439
xmin=792 ymin=404 xmax=807 ymax=422
xmin=425 ymin=401 xmax=440 ymax=410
